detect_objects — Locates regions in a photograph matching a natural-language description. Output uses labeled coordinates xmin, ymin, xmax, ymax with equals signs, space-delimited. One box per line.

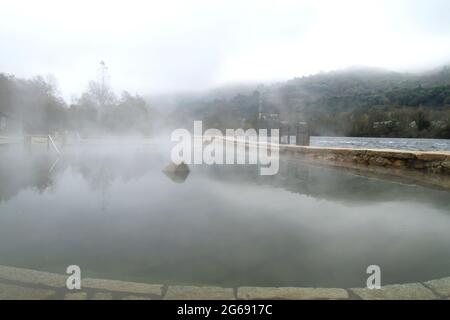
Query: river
xmin=311 ymin=136 xmax=450 ymax=152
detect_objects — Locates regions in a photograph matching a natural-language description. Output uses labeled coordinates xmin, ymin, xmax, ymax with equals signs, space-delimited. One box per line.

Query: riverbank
xmin=0 ymin=265 xmax=448 ymax=300
xmin=281 ymin=145 xmax=450 ymax=175
xmin=220 ymin=136 xmax=450 ymax=175
xmin=311 ymin=136 xmax=450 ymax=152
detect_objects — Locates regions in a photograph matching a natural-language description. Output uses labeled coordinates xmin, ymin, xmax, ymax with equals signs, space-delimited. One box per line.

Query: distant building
xmin=258 ymin=112 xmax=280 ymax=121
xmin=373 ymin=120 xmax=395 ymax=129
xmin=255 ymin=95 xmax=309 ymax=145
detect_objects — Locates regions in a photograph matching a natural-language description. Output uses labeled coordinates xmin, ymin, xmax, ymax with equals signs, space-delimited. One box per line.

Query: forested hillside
xmin=1 ymin=66 xmax=450 ymax=138
xmin=168 ymin=66 xmax=450 ymax=138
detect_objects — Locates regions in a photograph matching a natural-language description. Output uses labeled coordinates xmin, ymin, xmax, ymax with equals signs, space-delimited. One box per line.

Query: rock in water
xmin=162 ymin=162 xmax=190 ymax=183
xmin=163 ymin=162 xmax=190 ymax=173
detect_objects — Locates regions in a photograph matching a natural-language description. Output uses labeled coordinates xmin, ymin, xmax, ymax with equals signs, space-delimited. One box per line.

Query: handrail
xmin=48 ymin=135 xmax=61 ymax=154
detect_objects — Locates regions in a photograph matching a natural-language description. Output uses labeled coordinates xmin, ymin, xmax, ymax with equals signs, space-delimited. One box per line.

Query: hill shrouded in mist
xmin=1 ymin=65 xmax=450 ymax=138
xmin=161 ymin=65 xmax=450 ymax=138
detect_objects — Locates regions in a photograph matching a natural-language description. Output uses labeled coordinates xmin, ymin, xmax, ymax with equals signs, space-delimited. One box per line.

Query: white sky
xmin=1 ymin=0 xmax=450 ymax=101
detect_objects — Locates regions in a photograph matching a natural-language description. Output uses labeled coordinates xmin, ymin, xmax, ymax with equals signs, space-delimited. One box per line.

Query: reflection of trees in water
xmin=203 ymin=158 xmax=450 ymax=209
xmin=77 ymin=158 xmax=115 ymax=212
xmin=1 ymin=146 xmax=449 ymax=210
xmin=70 ymin=151 xmax=158 ymax=212
xmin=72 ymin=152 xmax=154 ymax=190
xmin=0 ymin=146 xmax=61 ymax=202
xmin=0 ymin=147 xmax=157 ymax=204
xmin=77 ymin=158 xmax=114 ymax=192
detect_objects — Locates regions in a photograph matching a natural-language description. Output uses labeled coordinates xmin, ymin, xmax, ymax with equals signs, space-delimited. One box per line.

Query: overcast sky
xmin=1 ymin=0 xmax=450 ymax=101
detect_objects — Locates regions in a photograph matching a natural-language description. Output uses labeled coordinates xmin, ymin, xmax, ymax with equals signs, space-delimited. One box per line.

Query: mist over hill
xmin=159 ymin=65 xmax=450 ymax=138
xmin=1 ymin=65 xmax=450 ymax=138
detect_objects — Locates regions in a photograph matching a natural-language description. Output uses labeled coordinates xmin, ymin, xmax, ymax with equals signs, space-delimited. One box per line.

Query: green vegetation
xmin=169 ymin=66 xmax=450 ymax=138
xmin=1 ymin=65 xmax=450 ymax=138
xmin=0 ymin=71 xmax=155 ymax=135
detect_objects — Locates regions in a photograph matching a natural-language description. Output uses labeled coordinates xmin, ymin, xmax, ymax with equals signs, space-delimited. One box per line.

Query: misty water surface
xmin=0 ymin=143 xmax=449 ymax=288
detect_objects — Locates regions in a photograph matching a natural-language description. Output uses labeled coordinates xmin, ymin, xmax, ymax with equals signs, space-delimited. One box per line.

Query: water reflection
xmin=200 ymin=160 xmax=450 ymax=210
xmin=0 ymin=144 xmax=449 ymax=288
xmin=0 ymin=146 xmax=59 ymax=202
xmin=1 ymin=145 xmax=449 ymax=210
xmin=0 ymin=145 xmax=158 ymax=204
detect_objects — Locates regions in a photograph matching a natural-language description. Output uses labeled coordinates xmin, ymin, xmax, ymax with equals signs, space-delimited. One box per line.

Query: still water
xmin=0 ymin=143 xmax=449 ymax=288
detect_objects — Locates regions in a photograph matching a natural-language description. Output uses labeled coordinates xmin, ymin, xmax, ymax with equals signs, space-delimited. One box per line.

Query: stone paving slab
xmin=0 ymin=283 xmax=55 ymax=300
xmin=92 ymin=292 xmax=114 ymax=300
xmin=350 ymin=283 xmax=437 ymax=300
xmin=122 ymin=295 xmax=152 ymax=300
xmin=64 ymin=292 xmax=88 ymax=300
xmin=0 ymin=264 xmax=448 ymax=300
xmin=82 ymin=278 xmax=163 ymax=296
xmin=164 ymin=286 xmax=235 ymax=300
xmin=0 ymin=265 xmax=66 ymax=288
xmin=424 ymin=277 xmax=450 ymax=298
xmin=238 ymin=287 xmax=349 ymax=300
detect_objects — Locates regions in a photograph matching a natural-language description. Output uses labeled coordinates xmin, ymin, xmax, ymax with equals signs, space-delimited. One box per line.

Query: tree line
xmin=167 ymin=66 xmax=450 ymax=138
xmin=0 ymin=73 xmax=155 ymax=135
xmin=2 ymin=65 xmax=450 ymax=138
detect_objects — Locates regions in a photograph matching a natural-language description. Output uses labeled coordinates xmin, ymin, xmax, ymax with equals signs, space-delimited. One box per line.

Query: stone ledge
xmin=122 ymin=295 xmax=152 ymax=300
xmin=0 ymin=265 xmax=66 ymax=288
xmin=350 ymin=283 xmax=437 ymax=300
xmin=164 ymin=286 xmax=235 ymax=300
xmin=222 ymin=137 xmax=450 ymax=175
xmin=82 ymin=278 xmax=163 ymax=296
xmin=237 ymin=287 xmax=349 ymax=300
xmin=92 ymin=292 xmax=114 ymax=300
xmin=424 ymin=277 xmax=450 ymax=298
xmin=0 ymin=265 xmax=448 ymax=300
xmin=64 ymin=292 xmax=88 ymax=300
xmin=0 ymin=283 xmax=55 ymax=300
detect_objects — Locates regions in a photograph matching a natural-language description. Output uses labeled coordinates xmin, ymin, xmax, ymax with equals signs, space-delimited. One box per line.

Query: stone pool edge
xmin=283 ymin=145 xmax=450 ymax=175
xmin=218 ymin=137 xmax=450 ymax=175
xmin=218 ymin=137 xmax=450 ymax=190
xmin=0 ymin=265 xmax=448 ymax=300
